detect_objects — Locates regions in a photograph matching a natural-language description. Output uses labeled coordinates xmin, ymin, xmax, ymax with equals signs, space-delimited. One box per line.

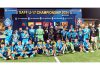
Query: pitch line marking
xmin=54 ymin=56 xmax=60 ymax=63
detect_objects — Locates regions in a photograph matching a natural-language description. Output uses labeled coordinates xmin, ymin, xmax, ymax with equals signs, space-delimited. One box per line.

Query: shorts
xmin=91 ymin=37 xmax=97 ymax=43
xmin=46 ymin=47 xmax=53 ymax=50
xmin=56 ymin=47 xmax=62 ymax=51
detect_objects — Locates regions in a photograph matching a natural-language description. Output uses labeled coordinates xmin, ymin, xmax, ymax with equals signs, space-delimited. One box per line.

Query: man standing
xmin=90 ymin=24 xmax=98 ymax=50
xmin=36 ymin=26 xmax=44 ymax=41
xmin=4 ymin=26 xmax=12 ymax=45
xmin=29 ymin=25 xmax=36 ymax=42
xmin=83 ymin=26 xmax=90 ymax=41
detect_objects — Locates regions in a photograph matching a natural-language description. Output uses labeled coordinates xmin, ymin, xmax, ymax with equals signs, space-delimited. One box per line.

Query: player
xmin=22 ymin=30 xmax=29 ymax=45
xmin=83 ymin=26 xmax=90 ymax=41
xmin=83 ymin=39 xmax=94 ymax=53
xmin=66 ymin=29 xmax=72 ymax=42
xmin=36 ymin=40 xmax=45 ymax=54
xmin=45 ymin=39 xmax=53 ymax=56
xmin=4 ymin=26 xmax=12 ymax=46
xmin=12 ymin=30 xmax=19 ymax=45
xmin=78 ymin=28 xmax=84 ymax=44
xmin=73 ymin=39 xmax=80 ymax=51
xmin=71 ymin=29 xmax=78 ymax=43
xmin=9 ymin=42 xmax=16 ymax=60
xmin=29 ymin=25 xmax=36 ymax=42
xmin=15 ymin=41 xmax=28 ymax=59
xmin=25 ymin=40 xmax=36 ymax=58
xmin=56 ymin=39 xmax=64 ymax=55
xmin=0 ymin=43 xmax=9 ymax=60
xmin=65 ymin=39 xmax=75 ymax=53
xmin=61 ymin=27 xmax=67 ymax=41
xmin=36 ymin=26 xmax=44 ymax=41
xmin=70 ymin=25 xmax=74 ymax=32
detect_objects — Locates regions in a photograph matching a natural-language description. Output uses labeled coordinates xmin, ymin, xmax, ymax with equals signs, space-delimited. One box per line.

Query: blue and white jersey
xmin=71 ymin=32 xmax=78 ymax=39
xmin=83 ymin=41 xmax=90 ymax=48
xmin=4 ymin=29 xmax=12 ymax=37
xmin=78 ymin=30 xmax=84 ymax=41
xmin=1 ymin=46 xmax=8 ymax=53
xmin=74 ymin=42 xmax=80 ymax=47
xmin=45 ymin=43 xmax=52 ymax=48
xmin=10 ymin=46 xmax=15 ymax=53
xmin=83 ymin=28 xmax=90 ymax=38
xmin=56 ymin=42 xmax=63 ymax=49
xmin=21 ymin=33 xmax=29 ymax=39
xmin=29 ymin=29 xmax=36 ymax=37
xmin=70 ymin=28 xmax=74 ymax=32
xmin=66 ymin=31 xmax=71 ymax=39
xmin=12 ymin=33 xmax=19 ymax=42
xmin=37 ymin=43 xmax=45 ymax=47
xmin=61 ymin=30 xmax=66 ymax=37
xmin=15 ymin=45 xmax=24 ymax=52
xmin=26 ymin=44 xmax=34 ymax=51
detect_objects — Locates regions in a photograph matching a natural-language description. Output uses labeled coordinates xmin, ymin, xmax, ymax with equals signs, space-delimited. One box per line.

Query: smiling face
xmin=98 ymin=24 xmax=100 ymax=27
xmin=75 ymin=39 xmax=78 ymax=42
xmin=19 ymin=28 xmax=22 ymax=31
xmin=85 ymin=26 xmax=88 ymax=28
xmin=1 ymin=44 xmax=5 ymax=48
xmin=66 ymin=39 xmax=69 ymax=42
xmin=79 ymin=28 xmax=82 ymax=31
xmin=18 ymin=41 xmax=22 ymax=45
xmin=29 ymin=40 xmax=32 ymax=44
xmin=58 ymin=39 xmax=61 ymax=43
xmin=8 ymin=26 xmax=12 ymax=30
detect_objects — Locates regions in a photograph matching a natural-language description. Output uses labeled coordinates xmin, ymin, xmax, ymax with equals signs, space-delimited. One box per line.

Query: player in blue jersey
xmin=56 ymin=39 xmax=64 ymax=55
xmin=73 ymin=39 xmax=80 ymax=51
xmin=83 ymin=39 xmax=94 ymax=53
xmin=15 ymin=41 xmax=28 ymax=59
xmin=70 ymin=25 xmax=74 ymax=32
xmin=65 ymin=39 xmax=75 ymax=53
xmin=61 ymin=28 xmax=67 ymax=41
xmin=78 ymin=28 xmax=84 ymax=43
xmin=66 ymin=29 xmax=72 ymax=42
xmin=83 ymin=26 xmax=90 ymax=41
xmin=4 ymin=26 xmax=12 ymax=46
xmin=29 ymin=25 xmax=36 ymax=42
xmin=9 ymin=42 xmax=16 ymax=60
xmin=0 ymin=43 xmax=9 ymax=60
xmin=22 ymin=30 xmax=29 ymax=45
xmin=36 ymin=40 xmax=45 ymax=54
xmin=71 ymin=29 xmax=78 ymax=43
xmin=12 ymin=30 xmax=19 ymax=45
xmin=25 ymin=40 xmax=36 ymax=58
xmin=45 ymin=39 xmax=53 ymax=56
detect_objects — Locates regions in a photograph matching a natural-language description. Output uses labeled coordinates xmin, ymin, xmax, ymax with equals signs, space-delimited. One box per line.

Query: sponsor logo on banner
xmin=4 ymin=18 xmax=12 ymax=26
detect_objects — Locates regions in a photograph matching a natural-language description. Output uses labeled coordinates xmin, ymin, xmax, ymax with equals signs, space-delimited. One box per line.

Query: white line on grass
xmin=54 ymin=56 xmax=60 ymax=63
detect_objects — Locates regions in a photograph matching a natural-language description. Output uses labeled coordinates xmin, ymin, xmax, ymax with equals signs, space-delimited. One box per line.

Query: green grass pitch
xmin=0 ymin=50 xmax=100 ymax=62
